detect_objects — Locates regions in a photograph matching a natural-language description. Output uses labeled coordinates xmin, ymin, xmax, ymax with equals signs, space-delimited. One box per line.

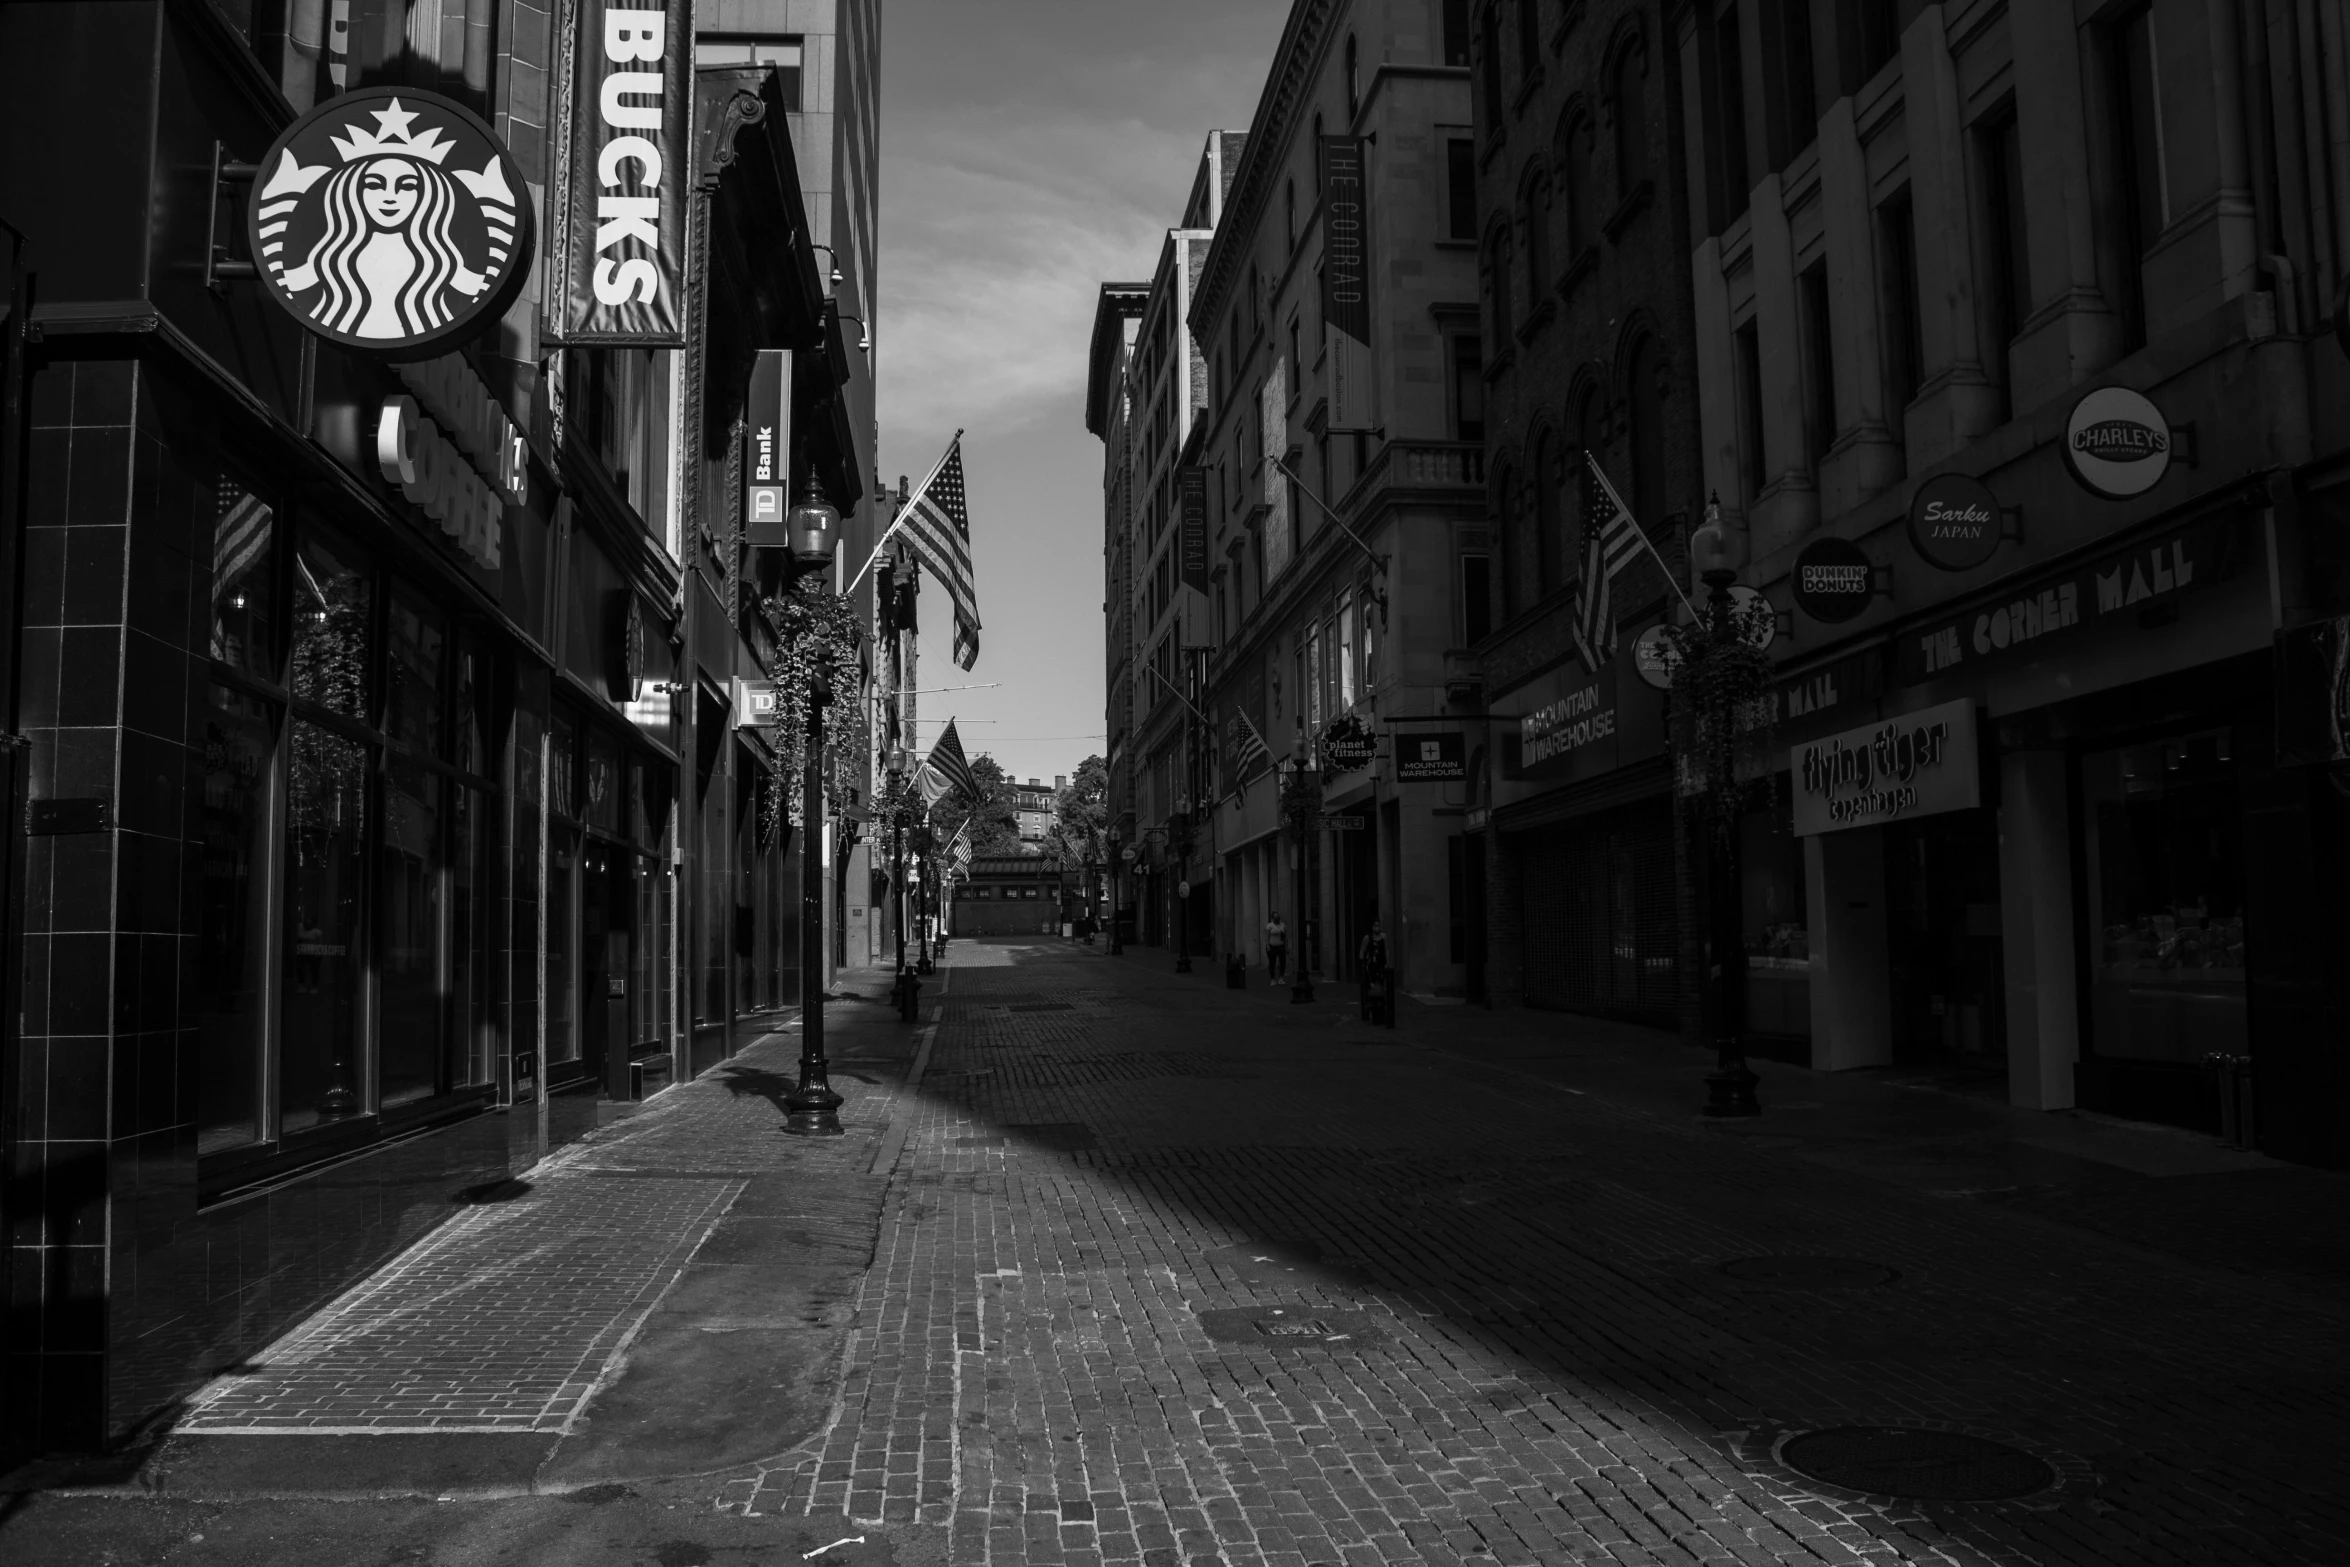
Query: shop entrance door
xmin=1884 ymin=810 xmax=2007 ymax=1079
xmin=582 ymin=842 xmax=633 ymax=1100
xmin=1338 ymin=816 xmax=1377 ymax=979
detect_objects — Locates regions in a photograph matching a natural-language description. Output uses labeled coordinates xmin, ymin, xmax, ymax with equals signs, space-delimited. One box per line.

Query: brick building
xmin=1464 ymin=0 xmax=1701 ymax=1028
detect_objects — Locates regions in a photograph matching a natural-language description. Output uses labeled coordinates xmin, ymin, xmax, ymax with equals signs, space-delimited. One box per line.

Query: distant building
xmin=949 ymin=857 xmax=1073 ymax=936
xmin=1013 ymin=776 xmax=1063 ymax=845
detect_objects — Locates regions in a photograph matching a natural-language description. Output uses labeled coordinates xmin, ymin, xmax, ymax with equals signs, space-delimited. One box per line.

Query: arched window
xmin=1522 ymin=176 xmax=1550 ymax=300
xmin=1614 ymin=43 xmax=1648 ymax=195
xmin=1627 ymin=336 xmax=1667 ymax=518
xmin=1562 ymin=116 xmax=1594 ymax=255
xmin=1569 ymin=384 xmax=1602 ymax=554
xmin=1518 ymin=0 xmax=1543 ymax=80
xmin=1480 ymin=6 xmax=1503 ymax=125
xmin=1485 ymin=230 xmax=1514 ymax=344
xmin=1346 ymin=33 xmax=1361 ymax=121
xmin=1533 ymin=430 xmax=1564 ymax=592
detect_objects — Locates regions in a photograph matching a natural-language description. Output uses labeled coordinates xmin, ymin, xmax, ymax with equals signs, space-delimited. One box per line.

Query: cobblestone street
xmin=725 ymin=939 xmax=2345 ymax=1567
xmin=4 ymin=937 xmax=2346 ymax=1567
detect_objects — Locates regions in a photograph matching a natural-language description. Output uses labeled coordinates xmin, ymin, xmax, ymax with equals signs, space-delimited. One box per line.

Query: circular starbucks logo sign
xmin=2062 ymin=384 xmax=2172 ymax=500
xmin=248 ymin=88 xmax=535 ymax=359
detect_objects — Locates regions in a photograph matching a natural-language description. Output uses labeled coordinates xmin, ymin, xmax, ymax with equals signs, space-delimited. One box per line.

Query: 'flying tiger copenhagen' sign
xmin=1791 ymin=699 xmax=1979 ymax=835
xmin=249 ymin=88 xmax=534 ymax=359
xmin=559 ymin=0 xmax=690 ymax=344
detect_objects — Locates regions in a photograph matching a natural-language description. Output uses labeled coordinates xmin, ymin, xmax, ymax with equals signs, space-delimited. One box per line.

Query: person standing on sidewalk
xmin=1266 ymin=911 xmax=1289 ymax=980
xmin=1357 ymin=920 xmax=1391 ymax=1022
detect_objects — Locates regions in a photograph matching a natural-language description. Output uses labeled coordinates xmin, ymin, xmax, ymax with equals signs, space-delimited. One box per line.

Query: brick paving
xmin=725 ymin=939 xmax=2350 ymax=1567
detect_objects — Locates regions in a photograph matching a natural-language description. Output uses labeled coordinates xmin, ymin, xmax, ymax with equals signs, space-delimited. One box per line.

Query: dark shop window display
xmin=196 ymin=471 xmax=504 ymax=1191
xmin=2083 ymin=729 xmax=2248 ymax=1064
xmin=1741 ymin=792 xmax=1811 ymax=1048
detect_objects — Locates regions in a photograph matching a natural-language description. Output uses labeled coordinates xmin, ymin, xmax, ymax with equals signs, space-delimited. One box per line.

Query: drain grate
xmin=1781 ymin=1427 xmax=2055 ymax=1500
xmin=1721 ymin=1256 xmax=1900 ymax=1287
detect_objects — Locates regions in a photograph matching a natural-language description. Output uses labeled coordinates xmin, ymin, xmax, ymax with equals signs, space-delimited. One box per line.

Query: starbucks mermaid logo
xmin=249 ymin=88 xmax=534 ymax=356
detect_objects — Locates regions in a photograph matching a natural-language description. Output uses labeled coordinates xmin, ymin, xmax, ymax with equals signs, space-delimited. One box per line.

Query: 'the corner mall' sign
xmin=1791 ymin=699 xmax=1980 ymax=836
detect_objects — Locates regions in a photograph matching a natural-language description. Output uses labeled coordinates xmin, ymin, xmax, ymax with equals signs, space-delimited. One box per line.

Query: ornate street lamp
xmin=1686 ymin=497 xmax=1761 ymax=1118
xmin=783 ymin=484 xmax=845 ymax=1138
xmin=1172 ymin=791 xmax=1195 ymax=974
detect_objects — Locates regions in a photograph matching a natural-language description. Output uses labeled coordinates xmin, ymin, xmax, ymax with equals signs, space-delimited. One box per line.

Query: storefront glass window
xmin=282 ymin=719 xmax=370 ymax=1133
xmin=378 ymin=755 xmax=444 ymax=1106
xmin=452 ymin=786 xmax=490 ymax=1087
xmin=455 ymin=638 xmax=488 ymax=779
xmin=1337 ymin=592 xmax=1356 ymax=709
xmin=637 ymin=857 xmax=672 ymax=1049
xmin=701 ymin=783 xmax=729 ymax=1023
xmin=550 ymin=709 xmax=578 ymax=822
xmin=289 ymin=534 xmax=372 ymax=720
xmin=548 ymin=835 xmax=579 ymax=1065
xmin=197 ymin=682 xmax=276 ymax=1154
xmin=585 ymin=728 xmax=621 ymax=836
xmin=209 ymin=481 xmax=277 ymax=678
xmin=2085 ymin=730 xmax=2248 ymax=1062
xmin=384 ymin=590 xmax=446 ymax=758
xmin=1742 ymin=794 xmax=1811 ymax=1041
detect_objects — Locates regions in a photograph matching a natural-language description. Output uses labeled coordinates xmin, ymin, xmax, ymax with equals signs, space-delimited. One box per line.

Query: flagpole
xmin=845 ymin=428 xmax=965 ymax=595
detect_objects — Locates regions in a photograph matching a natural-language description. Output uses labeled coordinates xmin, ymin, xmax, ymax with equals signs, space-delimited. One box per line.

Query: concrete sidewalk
xmin=2 ymin=960 xmax=942 ymax=1502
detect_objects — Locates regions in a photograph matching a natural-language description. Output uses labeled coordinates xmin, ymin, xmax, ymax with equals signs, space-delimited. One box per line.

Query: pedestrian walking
xmin=1265 ymin=911 xmax=1289 ymax=980
xmin=1357 ymin=920 xmax=1392 ymax=1024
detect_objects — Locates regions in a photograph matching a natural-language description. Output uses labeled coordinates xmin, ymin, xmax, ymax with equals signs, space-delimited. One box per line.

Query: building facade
xmin=1667 ymin=0 xmax=2350 ymax=1163
xmin=0 ymin=0 xmax=880 ymax=1455
xmin=1084 ymin=282 xmax=1149 ymax=942
xmin=1188 ymin=0 xmax=1486 ymax=996
xmin=1466 ymin=0 xmax=1702 ymax=1029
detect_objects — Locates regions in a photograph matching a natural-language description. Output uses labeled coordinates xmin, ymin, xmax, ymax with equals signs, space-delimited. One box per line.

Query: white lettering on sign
xmin=1972 ymin=581 xmax=2080 ymax=656
xmin=376 ymin=397 xmax=503 ymax=570
xmin=394 ymin=353 xmax=527 ymax=503
xmin=595 ymin=10 xmax=667 ymax=307
xmin=1791 ymin=698 xmax=1980 ymax=835
xmin=1521 ymin=682 xmax=1614 ymax=766
xmin=2094 ymin=539 xmax=2196 ymax=614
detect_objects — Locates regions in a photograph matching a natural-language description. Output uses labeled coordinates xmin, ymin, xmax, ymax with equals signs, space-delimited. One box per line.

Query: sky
xmin=872 ymin=0 xmax=1287 ymax=788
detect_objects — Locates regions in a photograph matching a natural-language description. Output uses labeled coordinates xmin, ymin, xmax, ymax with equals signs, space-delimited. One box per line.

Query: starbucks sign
xmin=249 ymin=88 xmax=535 ymax=359
xmin=2062 ymin=384 xmax=2173 ymax=501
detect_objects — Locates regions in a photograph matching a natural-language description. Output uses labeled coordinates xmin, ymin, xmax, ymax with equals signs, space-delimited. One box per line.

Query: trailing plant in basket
xmin=758 ymin=576 xmax=866 ymax=829
xmin=1278 ymin=764 xmax=1320 ymax=843
xmin=1664 ymin=594 xmax=1779 ymax=839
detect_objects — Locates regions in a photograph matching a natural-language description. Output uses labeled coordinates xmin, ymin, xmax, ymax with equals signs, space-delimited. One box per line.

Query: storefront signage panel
xmin=1894 ymin=511 xmax=2244 ymax=689
xmin=1179 ymin=466 xmax=1210 ymax=593
xmin=376 ymin=396 xmax=504 ymax=568
xmin=558 ymin=0 xmax=690 ymax=344
xmin=1320 ymin=136 xmax=1375 ymax=432
xmin=744 ymin=349 xmax=790 ymax=543
xmin=250 ymin=88 xmax=535 ymax=359
xmin=1521 ymin=678 xmax=1615 ymax=769
xmin=1261 ymin=356 xmax=1291 ymax=579
xmin=1791 ymin=535 xmax=1875 ymax=623
xmin=2063 ymin=384 xmax=2174 ymax=500
xmin=1908 ymin=472 xmax=2003 ymax=571
xmin=1792 ymin=699 xmax=1980 ymax=836
xmin=1396 ymin=730 xmax=1465 ymax=781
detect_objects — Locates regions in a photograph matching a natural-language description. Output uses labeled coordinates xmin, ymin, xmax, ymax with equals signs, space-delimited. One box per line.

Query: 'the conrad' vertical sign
xmin=559 ymin=0 xmax=690 ymax=343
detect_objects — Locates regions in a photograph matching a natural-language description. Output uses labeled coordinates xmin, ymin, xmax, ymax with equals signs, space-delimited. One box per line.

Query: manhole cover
xmin=1721 ymin=1256 xmax=1900 ymax=1287
xmin=1781 ymin=1427 xmax=2055 ymax=1500
xmin=1196 ymin=1306 xmax=1380 ymax=1350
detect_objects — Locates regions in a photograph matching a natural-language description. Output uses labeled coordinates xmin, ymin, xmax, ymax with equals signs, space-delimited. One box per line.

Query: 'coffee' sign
xmin=1791 ymin=699 xmax=1980 ymax=836
xmin=559 ymin=0 xmax=690 ymax=344
xmin=2063 ymin=384 xmax=2174 ymax=501
xmin=250 ymin=89 xmax=534 ymax=359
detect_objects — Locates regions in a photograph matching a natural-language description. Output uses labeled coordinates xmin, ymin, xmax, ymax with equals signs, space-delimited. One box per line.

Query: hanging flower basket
xmin=1663 ymin=597 xmax=1778 ymax=838
xmin=758 ymin=576 xmax=866 ymax=830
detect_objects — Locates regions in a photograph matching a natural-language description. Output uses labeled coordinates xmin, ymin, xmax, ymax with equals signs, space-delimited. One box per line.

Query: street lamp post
xmin=1172 ymin=796 xmax=1194 ymax=974
xmin=1287 ymin=757 xmax=1315 ymax=1005
xmin=1689 ymin=502 xmax=1761 ymax=1119
xmin=782 ymin=476 xmax=845 ymax=1138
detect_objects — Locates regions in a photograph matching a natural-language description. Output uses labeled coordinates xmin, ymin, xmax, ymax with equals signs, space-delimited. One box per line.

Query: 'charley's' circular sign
xmin=248 ymin=88 xmax=536 ymax=360
xmin=1908 ymin=472 xmax=2003 ymax=572
xmin=1791 ymin=536 xmax=1875 ymax=623
xmin=2062 ymin=384 xmax=2172 ymax=501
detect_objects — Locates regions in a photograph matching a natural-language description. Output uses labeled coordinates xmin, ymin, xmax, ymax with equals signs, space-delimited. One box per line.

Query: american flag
xmin=916 ymin=759 xmax=950 ymax=809
xmin=896 ymin=433 xmax=980 ymax=669
xmin=926 ymin=718 xmax=982 ymax=804
xmin=1573 ymin=451 xmax=1647 ymax=671
xmin=949 ymin=823 xmax=973 ymax=870
xmin=1227 ymin=709 xmax=1271 ymax=792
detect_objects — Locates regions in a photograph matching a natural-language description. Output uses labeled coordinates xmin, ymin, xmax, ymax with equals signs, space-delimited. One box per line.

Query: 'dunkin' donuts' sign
xmin=2063 ymin=384 xmax=2174 ymax=501
xmin=249 ymin=89 xmax=534 ymax=359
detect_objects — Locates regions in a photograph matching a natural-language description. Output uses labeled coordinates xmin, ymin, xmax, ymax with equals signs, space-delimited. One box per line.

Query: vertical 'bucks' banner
xmin=1320 ymin=137 xmax=1374 ymax=431
xmin=558 ymin=0 xmax=690 ymax=343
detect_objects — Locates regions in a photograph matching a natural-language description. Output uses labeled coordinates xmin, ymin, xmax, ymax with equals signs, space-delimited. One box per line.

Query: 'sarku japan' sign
xmin=1908 ymin=472 xmax=2003 ymax=571
xmin=559 ymin=0 xmax=690 ymax=344
xmin=1791 ymin=699 xmax=1980 ymax=836
xmin=250 ymin=88 xmax=534 ymax=359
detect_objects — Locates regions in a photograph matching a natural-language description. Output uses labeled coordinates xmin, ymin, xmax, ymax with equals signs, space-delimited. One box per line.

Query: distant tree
xmin=933 ymin=751 xmax=1023 ymax=857
xmin=1046 ymin=754 xmax=1109 ymax=866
